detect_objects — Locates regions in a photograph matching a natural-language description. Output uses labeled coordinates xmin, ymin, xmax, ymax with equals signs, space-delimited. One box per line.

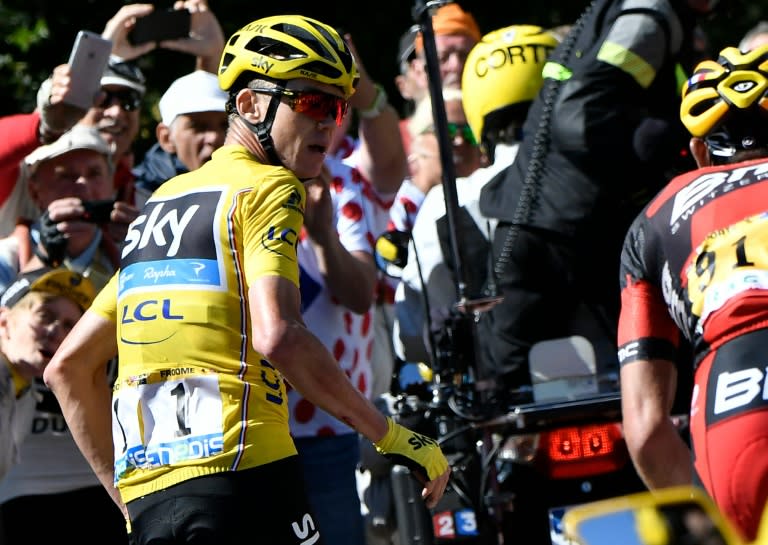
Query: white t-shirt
xmin=0 ymin=377 xmax=100 ymax=502
xmin=393 ymin=143 xmax=520 ymax=362
xmin=0 ymin=358 xmax=37 ymax=483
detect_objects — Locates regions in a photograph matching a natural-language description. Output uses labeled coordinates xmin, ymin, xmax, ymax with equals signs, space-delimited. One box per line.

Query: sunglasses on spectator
xmin=96 ymin=88 xmax=142 ymax=112
xmin=447 ymin=123 xmax=477 ymax=146
xmin=250 ymin=87 xmax=348 ymax=126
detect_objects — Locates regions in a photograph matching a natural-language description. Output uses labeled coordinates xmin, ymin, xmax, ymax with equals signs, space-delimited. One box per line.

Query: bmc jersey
xmin=90 ymin=145 xmax=304 ymax=503
xmin=617 ymin=157 xmax=768 ymax=368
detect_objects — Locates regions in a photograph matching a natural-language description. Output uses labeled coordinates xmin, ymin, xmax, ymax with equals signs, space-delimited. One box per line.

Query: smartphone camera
xmin=128 ymin=10 xmax=191 ymax=46
xmin=82 ymin=199 xmax=116 ymax=224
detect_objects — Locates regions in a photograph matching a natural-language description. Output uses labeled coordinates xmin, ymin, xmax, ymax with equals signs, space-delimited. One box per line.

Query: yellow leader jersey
xmin=90 ymin=146 xmax=305 ymax=503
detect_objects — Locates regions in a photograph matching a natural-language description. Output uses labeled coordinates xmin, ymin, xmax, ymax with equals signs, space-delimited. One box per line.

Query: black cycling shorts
xmin=127 ymin=456 xmax=323 ymax=545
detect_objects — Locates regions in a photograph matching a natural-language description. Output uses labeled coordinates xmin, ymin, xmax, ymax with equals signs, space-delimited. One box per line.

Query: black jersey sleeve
xmin=617 ymin=213 xmax=680 ymax=366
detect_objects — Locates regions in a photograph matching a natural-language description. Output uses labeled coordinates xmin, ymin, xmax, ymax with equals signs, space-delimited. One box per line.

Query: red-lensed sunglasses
xmin=250 ymin=87 xmax=348 ymax=126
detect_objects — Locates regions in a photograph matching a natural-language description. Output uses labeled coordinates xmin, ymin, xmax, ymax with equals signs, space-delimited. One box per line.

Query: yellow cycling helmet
xmin=680 ymin=44 xmax=768 ymax=157
xmin=218 ymin=15 xmax=359 ymax=99
xmin=461 ymin=25 xmax=559 ymax=147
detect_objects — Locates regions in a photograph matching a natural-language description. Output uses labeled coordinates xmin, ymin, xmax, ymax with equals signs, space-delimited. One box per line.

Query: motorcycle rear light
xmin=542 ymin=423 xmax=628 ymax=479
xmin=498 ymin=433 xmax=539 ymax=463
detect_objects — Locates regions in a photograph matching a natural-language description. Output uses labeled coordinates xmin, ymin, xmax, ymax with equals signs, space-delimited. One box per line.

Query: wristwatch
xmin=358 ymin=84 xmax=389 ymax=119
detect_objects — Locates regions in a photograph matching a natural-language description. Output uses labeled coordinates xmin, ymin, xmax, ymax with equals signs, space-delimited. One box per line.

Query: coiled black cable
xmin=491 ymin=0 xmax=598 ymax=281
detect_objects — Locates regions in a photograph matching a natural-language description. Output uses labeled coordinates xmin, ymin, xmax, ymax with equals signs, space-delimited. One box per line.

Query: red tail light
xmin=541 ymin=423 xmax=628 ymax=479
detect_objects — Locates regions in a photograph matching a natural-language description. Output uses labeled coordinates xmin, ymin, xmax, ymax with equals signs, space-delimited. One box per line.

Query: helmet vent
xmin=220 ymin=52 xmax=235 ymax=75
xmin=245 ymin=35 xmax=307 ymax=60
xmin=311 ymin=22 xmax=355 ymax=75
xmin=301 ymin=60 xmax=343 ymax=81
xmin=689 ymin=99 xmax=717 ymax=117
xmin=274 ymin=22 xmax=333 ymax=62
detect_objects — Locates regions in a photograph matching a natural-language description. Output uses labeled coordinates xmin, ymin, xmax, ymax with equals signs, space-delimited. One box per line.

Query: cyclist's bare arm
xmin=621 ymin=356 xmax=693 ymax=489
xmin=247 ymin=274 xmax=450 ymax=507
xmin=43 ymin=311 xmax=127 ymax=518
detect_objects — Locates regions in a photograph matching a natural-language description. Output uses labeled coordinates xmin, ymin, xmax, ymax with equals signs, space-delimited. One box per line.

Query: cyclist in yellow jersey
xmin=43 ymin=15 xmax=450 ymax=545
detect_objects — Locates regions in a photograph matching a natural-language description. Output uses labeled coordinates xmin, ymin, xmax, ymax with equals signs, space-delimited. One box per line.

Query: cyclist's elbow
xmin=251 ymin=319 xmax=306 ymax=363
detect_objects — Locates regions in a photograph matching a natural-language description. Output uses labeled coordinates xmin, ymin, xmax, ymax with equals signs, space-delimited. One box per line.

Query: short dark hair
xmin=225 ymin=76 xmax=278 ymax=118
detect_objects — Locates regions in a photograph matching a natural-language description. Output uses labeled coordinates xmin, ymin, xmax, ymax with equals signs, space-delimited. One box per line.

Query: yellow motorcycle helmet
xmin=461 ymin=24 xmax=559 ymax=146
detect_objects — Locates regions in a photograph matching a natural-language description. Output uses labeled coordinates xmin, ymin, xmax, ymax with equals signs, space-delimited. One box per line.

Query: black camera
xmin=82 ymin=199 xmax=116 ymax=223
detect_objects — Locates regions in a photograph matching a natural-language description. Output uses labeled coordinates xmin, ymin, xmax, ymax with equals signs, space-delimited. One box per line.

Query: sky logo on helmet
xmin=250 ymin=55 xmax=273 ymax=74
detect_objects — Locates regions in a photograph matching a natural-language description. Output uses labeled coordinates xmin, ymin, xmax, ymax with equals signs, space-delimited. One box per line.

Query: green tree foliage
xmin=0 ymin=0 xmax=763 ymax=155
xmin=0 ymin=6 xmax=50 ymax=114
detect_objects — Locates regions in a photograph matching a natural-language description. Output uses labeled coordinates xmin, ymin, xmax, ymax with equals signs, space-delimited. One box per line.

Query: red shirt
xmin=0 ymin=113 xmax=41 ymax=206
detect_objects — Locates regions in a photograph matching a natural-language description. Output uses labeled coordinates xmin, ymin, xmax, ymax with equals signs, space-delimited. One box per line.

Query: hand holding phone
xmin=128 ymin=10 xmax=191 ymax=46
xmin=63 ymin=31 xmax=113 ymax=110
xmin=81 ymin=199 xmax=117 ymax=224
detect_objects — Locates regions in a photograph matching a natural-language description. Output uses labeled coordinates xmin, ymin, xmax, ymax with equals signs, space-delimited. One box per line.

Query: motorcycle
xmin=367 ymin=3 xmax=689 ymax=543
xmin=370 ymin=229 xmax=690 ymax=545
xmin=386 ymin=340 xmax=651 ymax=545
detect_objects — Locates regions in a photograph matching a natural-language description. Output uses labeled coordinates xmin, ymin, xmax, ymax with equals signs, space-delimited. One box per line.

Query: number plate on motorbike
xmin=432 ymin=508 xmax=479 ymax=540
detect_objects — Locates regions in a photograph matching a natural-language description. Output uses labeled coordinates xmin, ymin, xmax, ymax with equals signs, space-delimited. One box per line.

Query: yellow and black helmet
xmin=680 ymin=45 xmax=768 ymax=157
xmin=461 ymin=25 xmax=559 ymax=146
xmin=218 ymin=15 xmax=359 ymax=99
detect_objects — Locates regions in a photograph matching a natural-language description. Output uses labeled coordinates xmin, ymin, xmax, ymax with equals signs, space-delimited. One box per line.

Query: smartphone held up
xmin=128 ymin=9 xmax=191 ymax=45
xmin=63 ymin=31 xmax=113 ymax=111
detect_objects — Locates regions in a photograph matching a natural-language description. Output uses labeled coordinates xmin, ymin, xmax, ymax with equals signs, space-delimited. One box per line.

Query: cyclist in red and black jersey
xmin=619 ymin=44 xmax=768 ymax=542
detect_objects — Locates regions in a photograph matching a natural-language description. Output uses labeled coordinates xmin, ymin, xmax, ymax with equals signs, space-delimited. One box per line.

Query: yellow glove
xmin=374 ymin=417 xmax=449 ymax=481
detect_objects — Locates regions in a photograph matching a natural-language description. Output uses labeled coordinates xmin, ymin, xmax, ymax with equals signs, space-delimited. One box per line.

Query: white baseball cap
xmin=158 ymin=70 xmax=228 ymax=126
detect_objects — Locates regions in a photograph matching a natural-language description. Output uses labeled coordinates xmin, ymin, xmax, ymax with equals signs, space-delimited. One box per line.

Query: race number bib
xmin=113 ymin=374 xmax=225 ymax=481
xmin=687 ymin=212 xmax=768 ymax=327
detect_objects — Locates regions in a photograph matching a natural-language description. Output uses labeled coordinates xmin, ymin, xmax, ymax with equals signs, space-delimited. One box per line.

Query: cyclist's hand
xmin=374 ymin=417 xmax=450 ymax=508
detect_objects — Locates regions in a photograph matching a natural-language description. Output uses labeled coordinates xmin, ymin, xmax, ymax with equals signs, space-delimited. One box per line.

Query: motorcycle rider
xmin=476 ymin=0 xmax=720 ymax=391
xmin=619 ymin=44 xmax=768 ymax=542
xmin=394 ymin=24 xmax=559 ymax=366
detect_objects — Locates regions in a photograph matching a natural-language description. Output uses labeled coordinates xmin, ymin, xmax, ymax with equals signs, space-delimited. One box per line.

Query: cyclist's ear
xmin=234 ymin=88 xmax=260 ymax=120
xmin=689 ymin=137 xmax=711 ymax=168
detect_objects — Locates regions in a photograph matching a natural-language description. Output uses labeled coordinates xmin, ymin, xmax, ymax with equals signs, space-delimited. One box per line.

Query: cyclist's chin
xmin=290 ymin=155 xmax=325 ymax=181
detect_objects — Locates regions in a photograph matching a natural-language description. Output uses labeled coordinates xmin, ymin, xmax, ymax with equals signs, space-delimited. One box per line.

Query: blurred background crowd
xmin=1 ymin=0 xmax=762 ymax=158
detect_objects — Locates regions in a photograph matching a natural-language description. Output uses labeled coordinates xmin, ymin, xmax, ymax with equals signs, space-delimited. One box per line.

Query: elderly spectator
xmin=132 ymin=70 xmax=228 ymax=202
xmin=0 ymin=268 xmax=94 ymax=482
